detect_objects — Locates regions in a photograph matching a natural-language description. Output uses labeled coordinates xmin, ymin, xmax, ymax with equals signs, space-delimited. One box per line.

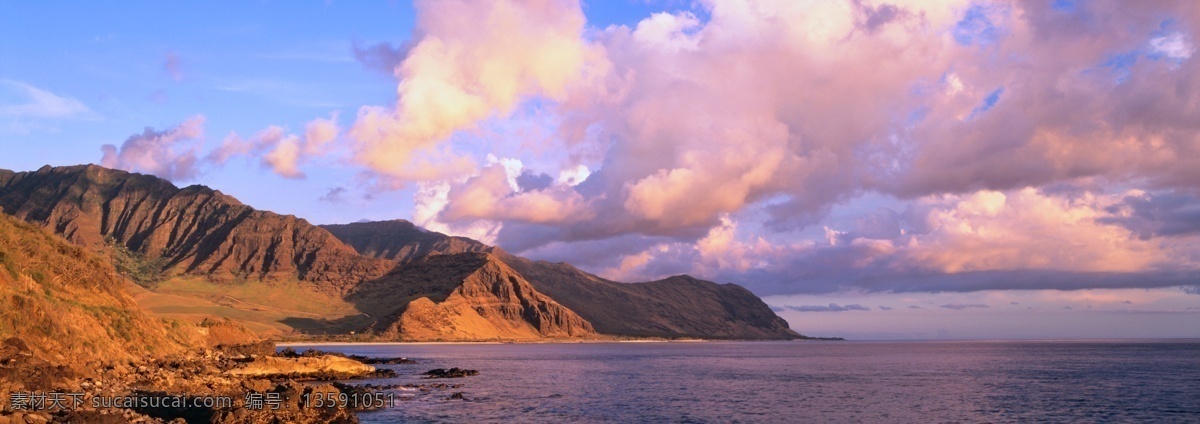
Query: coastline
xmin=276 ymin=339 xmax=713 ymax=347
xmin=274 ymin=336 xmax=845 ymax=347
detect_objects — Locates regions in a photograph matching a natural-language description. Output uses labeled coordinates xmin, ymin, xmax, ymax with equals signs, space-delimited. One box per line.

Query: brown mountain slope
xmin=0 ymin=165 xmax=390 ymax=294
xmin=0 ymin=213 xmax=194 ymax=364
xmin=322 ymin=220 xmax=488 ymax=263
xmin=348 ymin=252 xmax=595 ymax=341
xmin=325 ymin=221 xmax=800 ymax=339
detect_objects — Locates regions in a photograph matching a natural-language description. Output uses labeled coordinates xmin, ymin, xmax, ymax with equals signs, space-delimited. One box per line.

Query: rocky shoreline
xmin=0 ymin=339 xmax=468 ymax=423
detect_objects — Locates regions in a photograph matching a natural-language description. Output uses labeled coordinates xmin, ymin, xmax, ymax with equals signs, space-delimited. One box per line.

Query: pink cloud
xmin=348 ymin=0 xmax=599 ymax=182
xmin=100 ymin=115 xmax=205 ymax=181
xmin=257 ymin=1 xmax=1200 ymax=295
xmin=206 ymin=115 xmax=341 ymax=179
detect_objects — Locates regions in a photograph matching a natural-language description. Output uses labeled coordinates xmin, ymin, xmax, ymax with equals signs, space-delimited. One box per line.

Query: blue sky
xmin=2 ymin=1 xmax=421 ymax=222
xmin=3 ymin=1 xmax=1200 ymax=339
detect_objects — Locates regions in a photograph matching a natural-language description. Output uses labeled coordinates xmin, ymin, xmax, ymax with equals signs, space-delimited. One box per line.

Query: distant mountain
xmin=323 ymin=220 xmax=488 ymax=263
xmin=349 ymin=252 xmax=595 ymax=341
xmin=498 ymin=254 xmax=798 ymax=339
xmin=0 ymin=165 xmax=801 ymax=340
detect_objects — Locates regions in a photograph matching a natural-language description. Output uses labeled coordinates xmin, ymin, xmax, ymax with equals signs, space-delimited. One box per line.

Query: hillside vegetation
xmin=0 ymin=213 xmax=196 ymax=364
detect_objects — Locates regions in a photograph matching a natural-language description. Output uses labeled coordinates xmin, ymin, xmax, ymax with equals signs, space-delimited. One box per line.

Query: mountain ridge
xmin=1 ymin=164 xmax=801 ymax=340
xmin=349 ymin=251 xmax=596 ymax=340
xmin=0 ymin=164 xmax=389 ymax=295
xmin=325 ymin=223 xmax=800 ymax=340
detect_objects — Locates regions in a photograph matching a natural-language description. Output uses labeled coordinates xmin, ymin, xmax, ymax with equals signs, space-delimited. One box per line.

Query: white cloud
xmin=1150 ymin=32 xmax=1195 ymax=60
xmin=0 ymin=80 xmax=92 ymax=119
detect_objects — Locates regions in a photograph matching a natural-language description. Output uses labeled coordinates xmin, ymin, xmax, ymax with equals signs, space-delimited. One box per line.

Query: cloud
xmin=0 ymin=80 xmax=92 ymax=119
xmin=941 ymin=303 xmax=990 ymax=310
xmin=410 ymin=0 xmax=1200 ymax=260
xmin=163 ymin=52 xmax=183 ymax=81
xmin=1099 ymin=191 xmax=1200 ymax=239
xmin=351 ymin=40 xmax=412 ymax=75
xmin=207 ymin=115 xmax=340 ymax=179
xmin=253 ymin=1 xmax=1200 ymax=297
xmin=319 ymin=187 xmax=348 ymax=203
xmin=348 ymin=0 xmax=598 ymax=182
xmin=100 ymin=115 xmax=205 ymax=181
xmin=440 ymin=161 xmax=594 ymax=225
xmin=1149 ymin=32 xmax=1195 ymax=61
xmin=786 ymin=303 xmax=870 ymax=312
xmin=879 ymin=305 xmax=894 ymax=311
xmin=579 ymin=185 xmax=1200 ymax=294
xmin=516 ymin=171 xmax=555 ymax=192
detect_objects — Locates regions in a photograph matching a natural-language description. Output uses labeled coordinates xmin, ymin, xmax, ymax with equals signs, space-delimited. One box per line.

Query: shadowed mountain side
xmin=323 ymin=220 xmax=800 ymax=340
xmin=346 ymin=252 xmax=595 ymax=341
xmin=322 ymin=220 xmax=489 ymax=263
xmin=0 ymin=165 xmax=390 ymax=294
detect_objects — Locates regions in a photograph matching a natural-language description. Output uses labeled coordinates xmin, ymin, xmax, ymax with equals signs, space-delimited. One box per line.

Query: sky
xmin=2 ymin=0 xmax=1200 ymax=339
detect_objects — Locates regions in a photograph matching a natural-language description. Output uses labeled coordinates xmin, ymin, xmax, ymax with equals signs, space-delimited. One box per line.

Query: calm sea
xmin=282 ymin=340 xmax=1200 ymax=423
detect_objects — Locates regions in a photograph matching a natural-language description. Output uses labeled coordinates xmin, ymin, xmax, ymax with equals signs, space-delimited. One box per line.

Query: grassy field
xmin=131 ymin=277 xmax=368 ymax=337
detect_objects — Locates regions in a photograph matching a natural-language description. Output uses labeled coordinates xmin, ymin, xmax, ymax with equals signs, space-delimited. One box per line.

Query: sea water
xmin=282 ymin=340 xmax=1200 ymax=423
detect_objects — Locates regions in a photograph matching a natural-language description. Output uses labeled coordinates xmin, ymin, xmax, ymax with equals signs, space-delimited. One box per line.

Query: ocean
xmin=282 ymin=340 xmax=1200 ymax=423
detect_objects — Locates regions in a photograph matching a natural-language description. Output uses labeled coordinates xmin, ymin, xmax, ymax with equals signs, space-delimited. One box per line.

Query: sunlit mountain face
xmin=3 ymin=0 xmax=1199 ymax=339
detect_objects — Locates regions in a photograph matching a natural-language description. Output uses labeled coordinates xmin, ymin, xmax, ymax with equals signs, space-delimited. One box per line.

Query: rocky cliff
xmin=0 ymin=165 xmax=390 ymax=294
xmin=350 ymin=252 xmax=595 ymax=340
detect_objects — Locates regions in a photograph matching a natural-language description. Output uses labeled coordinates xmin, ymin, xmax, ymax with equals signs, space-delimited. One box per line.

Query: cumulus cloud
xmin=238 ymin=0 xmax=1200 ymax=296
xmin=100 ymin=115 xmax=205 ymax=181
xmin=392 ymin=0 xmax=1200 ymax=263
xmin=348 ymin=0 xmax=598 ymax=182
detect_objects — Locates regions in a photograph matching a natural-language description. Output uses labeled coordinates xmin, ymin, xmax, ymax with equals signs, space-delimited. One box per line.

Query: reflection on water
xmin=281 ymin=341 xmax=1200 ymax=423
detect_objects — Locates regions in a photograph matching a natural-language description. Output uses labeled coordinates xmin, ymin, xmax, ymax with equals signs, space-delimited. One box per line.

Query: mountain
xmin=0 ymin=164 xmax=389 ymax=294
xmin=0 ymin=213 xmax=192 ymax=364
xmin=349 ymin=252 xmax=595 ymax=340
xmin=498 ymin=254 xmax=798 ymax=339
xmin=323 ymin=220 xmax=489 ymax=263
xmin=324 ymin=222 xmax=800 ymax=339
xmin=1 ymin=164 xmax=801 ymax=340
